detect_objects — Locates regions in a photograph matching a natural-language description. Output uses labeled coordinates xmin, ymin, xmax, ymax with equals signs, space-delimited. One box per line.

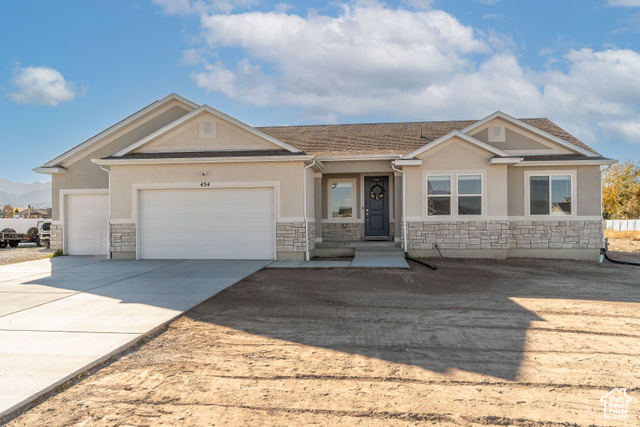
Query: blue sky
xmin=1 ymin=0 xmax=640 ymax=183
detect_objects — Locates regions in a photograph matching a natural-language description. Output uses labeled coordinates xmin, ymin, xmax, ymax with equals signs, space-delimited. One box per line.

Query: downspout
xmin=99 ymin=165 xmax=111 ymax=260
xmin=303 ymin=160 xmax=316 ymax=261
xmin=391 ymin=163 xmax=407 ymax=253
xmin=392 ymin=162 xmax=436 ymax=270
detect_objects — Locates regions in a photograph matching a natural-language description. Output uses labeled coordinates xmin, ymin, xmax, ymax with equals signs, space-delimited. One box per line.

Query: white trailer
xmin=0 ymin=218 xmax=47 ymax=248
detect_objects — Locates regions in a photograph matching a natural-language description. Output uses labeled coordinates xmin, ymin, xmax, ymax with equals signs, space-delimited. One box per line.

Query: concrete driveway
xmin=0 ymin=256 xmax=269 ymax=418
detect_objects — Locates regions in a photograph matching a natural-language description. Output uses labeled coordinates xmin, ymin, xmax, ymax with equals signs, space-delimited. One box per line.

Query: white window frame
xmin=327 ymin=178 xmax=358 ymax=222
xmin=426 ymin=174 xmax=452 ymax=216
xmin=423 ymin=171 xmax=487 ymax=219
xmin=457 ymin=173 xmax=483 ymax=216
xmin=524 ymin=170 xmax=577 ymax=217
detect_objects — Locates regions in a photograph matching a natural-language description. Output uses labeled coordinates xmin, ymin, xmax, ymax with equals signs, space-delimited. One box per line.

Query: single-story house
xmin=36 ymin=93 xmax=616 ymax=261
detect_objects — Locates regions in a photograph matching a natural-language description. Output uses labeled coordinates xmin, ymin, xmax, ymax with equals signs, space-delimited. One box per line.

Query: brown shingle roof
xmin=257 ymin=118 xmax=600 ymax=157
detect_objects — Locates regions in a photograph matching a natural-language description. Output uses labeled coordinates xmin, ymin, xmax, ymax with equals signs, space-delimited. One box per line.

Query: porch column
xmin=394 ymin=171 xmax=403 ymax=243
xmin=314 ymin=173 xmax=323 ymax=243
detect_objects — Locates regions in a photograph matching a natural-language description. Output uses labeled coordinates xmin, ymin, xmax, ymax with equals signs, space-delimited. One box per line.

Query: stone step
xmin=316 ymin=241 xmax=400 ymax=249
xmin=354 ymin=247 xmax=405 ymax=258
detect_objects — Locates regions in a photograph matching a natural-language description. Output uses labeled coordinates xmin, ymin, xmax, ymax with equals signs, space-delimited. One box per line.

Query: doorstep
xmin=268 ymin=246 xmax=409 ymax=269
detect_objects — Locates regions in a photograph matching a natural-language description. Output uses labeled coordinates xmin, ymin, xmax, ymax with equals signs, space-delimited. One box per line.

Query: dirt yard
xmin=605 ymin=229 xmax=640 ymax=255
xmin=5 ymin=257 xmax=640 ymax=426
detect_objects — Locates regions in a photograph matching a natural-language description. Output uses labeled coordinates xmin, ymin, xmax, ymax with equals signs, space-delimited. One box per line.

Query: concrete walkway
xmin=0 ymin=256 xmax=268 ymax=418
xmin=267 ymin=252 xmax=409 ymax=268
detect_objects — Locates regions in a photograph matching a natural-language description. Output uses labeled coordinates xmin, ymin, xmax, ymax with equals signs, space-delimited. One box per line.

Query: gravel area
xmin=0 ymin=243 xmax=54 ymax=266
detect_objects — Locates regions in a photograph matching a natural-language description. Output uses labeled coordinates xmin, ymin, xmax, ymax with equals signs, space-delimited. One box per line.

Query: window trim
xmin=524 ymin=170 xmax=577 ymax=217
xmin=424 ymin=171 xmax=486 ymax=218
xmin=327 ymin=178 xmax=358 ymax=222
xmin=457 ymin=173 xmax=483 ymax=216
xmin=427 ymin=174 xmax=452 ymax=216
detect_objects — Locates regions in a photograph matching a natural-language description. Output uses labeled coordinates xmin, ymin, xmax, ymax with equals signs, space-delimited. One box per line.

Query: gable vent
xmin=203 ymin=121 xmax=213 ymax=134
xmin=488 ymin=124 xmax=505 ymax=142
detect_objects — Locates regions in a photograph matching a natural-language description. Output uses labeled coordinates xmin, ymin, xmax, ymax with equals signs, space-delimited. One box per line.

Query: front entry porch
xmin=316 ymin=171 xmax=401 ymax=248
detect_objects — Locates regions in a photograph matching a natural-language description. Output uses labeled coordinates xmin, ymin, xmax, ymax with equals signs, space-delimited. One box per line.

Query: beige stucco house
xmin=36 ymin=93 xmax=615 ymax=261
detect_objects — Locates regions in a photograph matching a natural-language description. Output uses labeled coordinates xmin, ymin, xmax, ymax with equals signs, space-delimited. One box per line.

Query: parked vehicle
xmin=38 ymin=220 xmax=51 ymax=249
xmin=0 ymin=218 xmax=51 ymax=248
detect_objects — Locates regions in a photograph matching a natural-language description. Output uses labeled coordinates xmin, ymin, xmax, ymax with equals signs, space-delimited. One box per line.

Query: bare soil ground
xmin=5 ymin=257 xmax=640 ymax=426
xmin=0 ymin=243 xmax=53 ymax=266
xmin=605 ymin=229 xmax=640 ymax=256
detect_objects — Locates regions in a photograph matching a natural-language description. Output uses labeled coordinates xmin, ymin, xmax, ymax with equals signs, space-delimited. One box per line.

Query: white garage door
xmin=139 ymin=188 xmax=275 ymax=260
xmin=66 ymin=193 xmax=109 ymax=255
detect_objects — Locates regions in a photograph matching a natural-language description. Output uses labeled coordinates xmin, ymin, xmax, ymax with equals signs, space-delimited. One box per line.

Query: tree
xmin=2 ymin=204 xmax=15 ymax=218
xmin=602 ymin=160 xmax=640 ymax=219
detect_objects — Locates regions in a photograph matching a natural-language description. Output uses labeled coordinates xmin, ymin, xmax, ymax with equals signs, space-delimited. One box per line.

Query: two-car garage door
xmin=139 ymin=188 xmax=275 ymax=260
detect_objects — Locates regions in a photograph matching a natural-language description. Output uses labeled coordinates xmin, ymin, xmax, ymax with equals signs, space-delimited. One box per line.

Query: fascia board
xmin=488 ymin=157 xmax=523 ymax=164
xmin=316 ymin=154 xmax=402 ymax=161
xmin=41 ymin=93 xmax=199 ymax=167
xmin=460 ymin=111 xmax=596 ymax=157
xmin=513 ymin=159 xmax=618 ymax=167
xmin=34 ymin=166 xmax=67 ymax=174
xmin=92 ymin=155 xmax=315 ymax=166
xmin=115 ymin=105 xmax=302 ymax=157
xmin=392 ymin=159 xmax=422 ymax=166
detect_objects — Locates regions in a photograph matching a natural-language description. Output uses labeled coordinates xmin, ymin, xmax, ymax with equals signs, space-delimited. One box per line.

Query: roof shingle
xmin=257 ymin=118 xmax=600 ymax=157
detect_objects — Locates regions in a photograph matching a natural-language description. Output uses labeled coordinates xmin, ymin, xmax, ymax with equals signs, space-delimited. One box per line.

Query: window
xmin=330 ymin=181 xmax=354 ymax=218
xmin=458 ymin=174 xmax=482 ymax=215
xmin=529 ymin=174 xmax=572 ymax=215
xmin=427 ymin=174 xmax=484 ymax=217
xmin=427 ymin=175 xmax=451 ymax=215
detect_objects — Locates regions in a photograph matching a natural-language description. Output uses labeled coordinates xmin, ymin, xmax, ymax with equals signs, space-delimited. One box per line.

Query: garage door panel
xmin=140 ymin=188 xmax=275 ymax=260
xmin=66 ymin=194 xmax=108 ymax=256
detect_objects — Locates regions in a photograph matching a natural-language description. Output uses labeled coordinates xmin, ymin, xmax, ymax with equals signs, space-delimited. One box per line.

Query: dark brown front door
xmin=365 ymin=176 xmax=390 ymax=238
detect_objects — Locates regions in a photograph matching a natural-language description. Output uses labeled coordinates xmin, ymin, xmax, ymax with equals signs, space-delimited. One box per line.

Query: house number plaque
xmin=200 ymin=182 xmax=210 ymax=187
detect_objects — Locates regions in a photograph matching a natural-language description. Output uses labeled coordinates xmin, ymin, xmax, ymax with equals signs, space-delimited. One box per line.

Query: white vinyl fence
xmin=605 ymin=219 xmax=640 ymax=231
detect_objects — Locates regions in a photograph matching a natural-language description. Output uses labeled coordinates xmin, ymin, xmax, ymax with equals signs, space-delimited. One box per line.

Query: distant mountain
xmin=0 ymin=179 xmax=51 ymax=208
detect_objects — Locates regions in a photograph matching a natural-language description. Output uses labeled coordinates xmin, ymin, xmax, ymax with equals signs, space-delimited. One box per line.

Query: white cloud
xmin=599 ymin=120 xmax=640 ymax=143
xmin=192 ymin=4 xmax=490 ymax=111
xmin=401 ymin=0 xmax=434 ymax=10
xmin=607 ymin=0 xmax=640 ymax=7
xmin=176 ymin=1 xmax=640 ymax=148
xmin=153 ymin=0 xmax=258 ymax=15
xmin=8 ymin=66 xmax=83 ymax=107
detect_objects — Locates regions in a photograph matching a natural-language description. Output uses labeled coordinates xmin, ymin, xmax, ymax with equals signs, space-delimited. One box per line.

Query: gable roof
xmin=114 ymin=105 xmax=302 ymax=156
xmin=38 ymin=93 xmax=198 ymax=169
xmin=403 ymin=130 xmax=512 ymax=159
xmin=459 ymin=111 xmax=598 ymax=157
xmin=258 ymin=116 xmax=600 ymax=158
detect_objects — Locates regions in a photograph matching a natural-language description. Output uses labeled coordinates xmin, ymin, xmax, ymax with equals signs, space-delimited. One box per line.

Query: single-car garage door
xmin=139 ymin=188 xmax=275 ymax=260
xmin=66 ymin=193 xmax=109 ymax=255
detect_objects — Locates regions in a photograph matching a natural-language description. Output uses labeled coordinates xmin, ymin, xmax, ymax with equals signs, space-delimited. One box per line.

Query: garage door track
xmin=0 ymin=256 xmax=269 ymax=418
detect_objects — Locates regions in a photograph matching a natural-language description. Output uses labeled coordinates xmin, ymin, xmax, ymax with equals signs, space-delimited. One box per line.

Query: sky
xmin=1 ymin=0 xmax=640 ymax=183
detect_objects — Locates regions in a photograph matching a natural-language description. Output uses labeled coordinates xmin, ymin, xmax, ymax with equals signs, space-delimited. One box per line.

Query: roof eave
xmin=114 ymin=105 xmax=303 ymax=157
xmin=41 ymin=93 xmax=199 ymax=168
xmin=92 ymin=155 xmax=315 ymax=166
xmin=34 ymin=166 xmax=67 ymax=175
xmin=459 ymin=111 xmax=597 ymax=158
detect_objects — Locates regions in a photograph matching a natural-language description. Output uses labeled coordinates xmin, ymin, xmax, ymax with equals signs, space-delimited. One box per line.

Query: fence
xmin=605 ymin=219 xmax=640 ymax=231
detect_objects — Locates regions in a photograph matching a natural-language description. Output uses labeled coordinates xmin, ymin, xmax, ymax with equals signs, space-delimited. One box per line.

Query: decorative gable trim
xmin=460 ymin=111 xmax=596 ymax=157
xmin=114 ymin=105 xmax=302 ymax=157
xmin=38 ymin=93 xmax=199 ymax=169
xmin=402 ymin=131 xmax=512 ymax=159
